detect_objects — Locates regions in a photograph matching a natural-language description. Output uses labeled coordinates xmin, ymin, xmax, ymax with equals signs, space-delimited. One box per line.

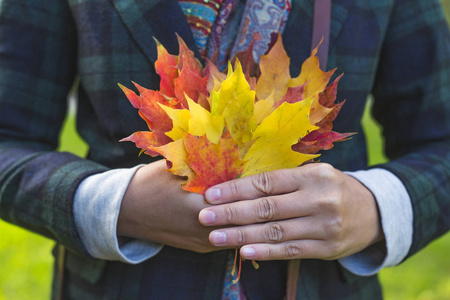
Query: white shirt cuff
xmin=339 ymin=168 xmax=413 ymax=276
xmin=74 ymin=165 xmax=164 ymax=264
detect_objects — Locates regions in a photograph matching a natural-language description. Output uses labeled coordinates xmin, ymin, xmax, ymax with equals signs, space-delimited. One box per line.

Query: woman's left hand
xmin=198 ymin=163 xmax=384 ymax=261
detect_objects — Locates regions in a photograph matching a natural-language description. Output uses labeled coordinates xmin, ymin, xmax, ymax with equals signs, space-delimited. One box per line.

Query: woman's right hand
xmin=117 ymin=160 xmax=223 ymax=253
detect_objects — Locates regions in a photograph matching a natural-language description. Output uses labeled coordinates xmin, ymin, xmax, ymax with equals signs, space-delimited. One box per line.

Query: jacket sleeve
xmin=0 ymin=0 xmax=108 ymax=255
xmin=371 ymin=0 xmax=450 ymax=258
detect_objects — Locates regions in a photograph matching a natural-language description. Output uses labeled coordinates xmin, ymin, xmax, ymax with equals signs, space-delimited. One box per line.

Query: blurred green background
xmin=1 ymin=2 xmax=450 ymax=299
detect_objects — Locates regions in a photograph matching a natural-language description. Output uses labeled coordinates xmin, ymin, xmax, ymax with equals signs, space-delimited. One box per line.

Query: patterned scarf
xmin=179 ymin=0 xmax=291 ymax=70
xmin=178 ymin=0 xmax=223 ymax=55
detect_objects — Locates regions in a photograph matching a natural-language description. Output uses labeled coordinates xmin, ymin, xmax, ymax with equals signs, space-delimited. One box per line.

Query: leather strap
xmin=311 ymin=0 xmax=332 ymax=70
xmin=285 ymin=1 xmax=332 ymax=299
xmin=285 ymin=260 xmax=301 ymax=300
xmin=57 ymin=244 xmax=66 ymax=300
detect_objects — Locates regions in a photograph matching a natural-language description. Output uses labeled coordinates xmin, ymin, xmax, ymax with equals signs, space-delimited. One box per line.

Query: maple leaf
xmin=158 ymin=104 xmax=190 ymax=141
xmin=203 ymin=58 xmax=227 ymax=94
xmin=172 ymin=36 xmax=210 ymax=109
xmin=149 ymin=138 xmax=195 ymax=179
xmin=292 ymin=75 xmax=356 ymax=154
xmin=211 ymin=61 xmax=256 ymax=146
xmin=243 ymin=98 xmax=319 ymax=177
xmin=253 ymin=91 xmax=275 ymax=125
xmin=120 ymin=131 xmax=163 ymax=157
xmin=256 ymin=34 xmax=291 ymax=102
xmin=176 ymin=34 xmax=203 ymax=77
xmin=288 ymin=43 xmax=336 ymax=99
xmin=292 ymin=131 xmax=354 ymax=154
xmin=231 ymin=40 xmax=260 ymax=79
xmin=186 ymin=96 xmax=224 ymax=144
xmin=174 ymin=67 xmax=209 ymax=109
xmin=118 ymin=83 xmax=174 ymax=151
xmin=183 ymin=130 xmax=245 ymax=194
xmin=154 ymin=39 xmax=178 ymax=97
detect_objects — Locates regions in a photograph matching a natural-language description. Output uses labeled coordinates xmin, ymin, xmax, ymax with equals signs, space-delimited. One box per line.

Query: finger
xmin=205 ymin=168 xmax=305 ymax=204
xmin=239 ymin=240 xmax=332 ymax=261
xmin=208 ymin=217 xmax=326 ymax=247
xmin=199 ymin=192 xmax=312 ymax=226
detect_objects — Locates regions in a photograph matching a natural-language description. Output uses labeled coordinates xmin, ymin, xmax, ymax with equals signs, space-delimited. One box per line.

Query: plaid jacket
xmin=0 ymin=0 xmax=449 ymax=299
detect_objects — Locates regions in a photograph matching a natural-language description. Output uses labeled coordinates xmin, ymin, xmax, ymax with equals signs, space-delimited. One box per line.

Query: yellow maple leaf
xmin=243 ymin=98 xmax=319 ymax=177
xmin=150 ymin=138 xmax=195 ymax=179
xmin=210 ymin=62 xmax=256 ymax=145
xmin=289 ymin=44 xmax=335 ymax=99
xmin=187 ymin=96 xmax=224 ymax=144
xmin=158 ymin=104 xmax=190 ymax=141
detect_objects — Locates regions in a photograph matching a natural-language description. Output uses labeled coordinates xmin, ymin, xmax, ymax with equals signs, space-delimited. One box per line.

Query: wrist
xmin=117 ymin=164 xmax=155 ymax=238
xmin=344 ymin=173 xmax=384 ymax=250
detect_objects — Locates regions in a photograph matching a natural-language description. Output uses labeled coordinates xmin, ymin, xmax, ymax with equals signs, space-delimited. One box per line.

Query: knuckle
xmin=265 ymin=223 xmax=284 ymax=243
xmin=325 ymin=240 xmax=344 ymax=258
xmin=236 ymin=228 xmax=247 ymax=245
xmin=321 ymin=214 xmax=345 ymax=240
xmin=252 ymin=172 xmax=275 ymax=195
xmin=332 ymin=215 xmax=344 ymax=233
xmin=228 ymin=181 xmax=239 ymax=198
xmin=225 ymin=205 xmax=236 ymax=223
xmin=256 ymin=197 xmax=276 ymax=221
xmin=284 ymin=243 xmax=303 ymax=258
xmin=317 ymin=195 xmax=342 ymax=215
xmin=314 ymin=163 xmax=336 ymax=180
xmin=264 ymin=246 xmax=272 ymax=259
xmin=324 ymin=215 xmax=344 ymax=239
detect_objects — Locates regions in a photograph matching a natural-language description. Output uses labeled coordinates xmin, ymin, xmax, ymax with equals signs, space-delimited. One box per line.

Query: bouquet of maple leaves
xmin=120 ymin=35 xmax=353 ymax=195
xmin=119 ymin=34 xmax=353 ymax=284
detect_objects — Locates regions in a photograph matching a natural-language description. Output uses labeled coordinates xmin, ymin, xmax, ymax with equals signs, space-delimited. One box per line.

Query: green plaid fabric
xmin=0 ymin=0 xmax=449 ymax=299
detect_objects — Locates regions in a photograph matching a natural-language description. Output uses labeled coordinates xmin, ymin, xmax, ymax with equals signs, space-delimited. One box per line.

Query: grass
xmin=0 ymin=225 xmax=54 ymax=300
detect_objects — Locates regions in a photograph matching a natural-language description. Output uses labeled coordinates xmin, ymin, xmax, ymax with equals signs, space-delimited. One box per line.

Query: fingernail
xmin=205 ymin=188 xmax=221 ymax=202
xmin=210 ymin=231 xmax=227 ymax=244
xmin=240 ymin=247 xmax=256 ymax=258
xmin=199 ymin=210 xmax=216 ymax=225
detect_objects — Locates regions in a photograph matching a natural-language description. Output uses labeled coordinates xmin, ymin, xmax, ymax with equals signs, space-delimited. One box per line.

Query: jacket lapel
xmin=109 ymin=0 xmax=201 ymax=64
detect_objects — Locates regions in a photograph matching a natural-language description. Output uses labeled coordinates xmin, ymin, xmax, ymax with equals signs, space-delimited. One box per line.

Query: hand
xmin=117 ymin=160 xmax=224 ymax=253
xmin=198 ymin=163 xmax=384 ymax=260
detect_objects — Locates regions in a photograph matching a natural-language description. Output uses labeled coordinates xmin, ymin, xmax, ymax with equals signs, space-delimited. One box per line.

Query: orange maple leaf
xmin=183 ymin=130 xmax=245 ymax=194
